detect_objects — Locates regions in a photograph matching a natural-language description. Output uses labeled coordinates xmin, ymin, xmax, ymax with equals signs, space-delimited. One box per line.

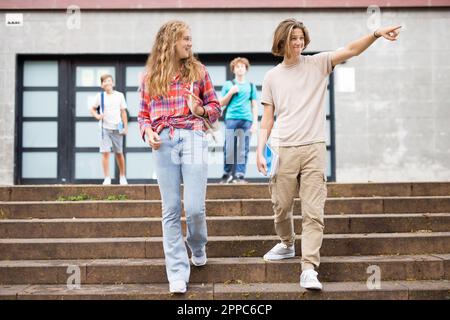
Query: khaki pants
xmin=269 ymin=142 xmax=327 ymax=271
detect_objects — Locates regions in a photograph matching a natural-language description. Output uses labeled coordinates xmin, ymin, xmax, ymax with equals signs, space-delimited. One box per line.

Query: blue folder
xmin=263 ymin=143 xmax=279 ymax=178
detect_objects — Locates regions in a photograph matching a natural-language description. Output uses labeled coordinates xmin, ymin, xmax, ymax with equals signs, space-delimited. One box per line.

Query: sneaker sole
xmin=170 ymin=288 xmax=187 ymax=294
xmin=191 ymin=258 xmax=207 ymax=267
xmin=169 ymin=283 xmax=187 ymax=294
xmin=300 ymin=282 xmax=323 ymax=290
xmin=301 ymin=286 xmax=323 ymax=291
xmin=263 ymin=253 xmax=295 ymax=261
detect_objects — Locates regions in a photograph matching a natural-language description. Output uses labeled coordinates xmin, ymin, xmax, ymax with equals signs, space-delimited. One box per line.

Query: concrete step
xmin=1 ymin=214 xmax=449 ymax=238
xmin=213 ymin=280 xmax=450 ymax=300
xmin=1 ymin=232 xmax=449 ymax=260
xmin=2 ymin=197 xmax=450 ymax=219
xmin=1 ymin=280 xmax=449 ymax=300
xmin=0 ymin=283 xmax=212 ymax=300
xmin=1 ymin=182 xmax=449 ymax=201
xmin=0 ymin=254 xmax=448 ymax=285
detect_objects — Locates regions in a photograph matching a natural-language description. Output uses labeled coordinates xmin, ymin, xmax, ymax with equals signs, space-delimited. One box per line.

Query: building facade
xmin=1 ymin=1 xmax=449 ymax=184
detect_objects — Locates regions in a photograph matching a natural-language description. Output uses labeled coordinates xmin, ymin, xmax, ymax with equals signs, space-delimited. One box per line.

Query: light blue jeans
xmin=152 ymin=128 xmax=209 ymax=284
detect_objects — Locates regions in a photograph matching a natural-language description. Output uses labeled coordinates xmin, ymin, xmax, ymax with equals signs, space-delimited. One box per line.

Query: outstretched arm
xmin=331 ymin=25 xmax=401 ymax=67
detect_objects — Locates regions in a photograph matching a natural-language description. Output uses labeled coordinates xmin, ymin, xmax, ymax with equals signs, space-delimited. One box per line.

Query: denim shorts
xmin=100 ymin=128 xmax=123 ymax=153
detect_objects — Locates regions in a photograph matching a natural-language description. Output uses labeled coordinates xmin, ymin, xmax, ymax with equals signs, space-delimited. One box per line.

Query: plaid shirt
xmin=137 ymin=65 xmax=221 ymax=140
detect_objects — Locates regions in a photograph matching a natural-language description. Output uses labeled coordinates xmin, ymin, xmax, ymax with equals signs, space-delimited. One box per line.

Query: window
xmin=17 ymin=60 xmax=60 ymax=183
xmin=16 ymin=54 xmax=336 ymax=183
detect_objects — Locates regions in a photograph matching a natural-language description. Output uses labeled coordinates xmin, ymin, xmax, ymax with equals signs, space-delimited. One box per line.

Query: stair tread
xmin=214 ymin=280 xmax=450 ymax=297
xmin=1 ymin=231 xmax=449 ymax=243
xmin=2 ymin=195 xmax=450 ymax=204
xmin=1 ymin=280 xmax=449 ymax=300
xmin=0 ymin=283 xmax=213 ymax=299
xmin=2 ymin=212 xmax=450 ymax=223
xmin=1 ymin=254 xmax=449 ymax=267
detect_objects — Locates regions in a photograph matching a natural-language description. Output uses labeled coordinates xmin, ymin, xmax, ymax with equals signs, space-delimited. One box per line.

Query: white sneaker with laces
xmin=300 ymin=269 xmax=323 ymax=290
xmin=119 ymin=176 xmax=128 ymax=185
xmin=102 ymin=177 xmax=111 ymax=185
xmin=191 ymin=253 xmax=207 ymax=267
xmin=169 ymin=280 xmax=187 ymax=294
xmin=263 ymin=242 xmax=295 ymax=261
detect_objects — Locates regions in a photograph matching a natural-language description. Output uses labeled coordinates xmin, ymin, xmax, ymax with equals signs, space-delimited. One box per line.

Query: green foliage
xmin=57 ymin=194 xmax=128 ymax=201
xmin=104 ymin=194 xmax=128 ymax=201
xmin=57 ymin=194 xmax=92 ymax=201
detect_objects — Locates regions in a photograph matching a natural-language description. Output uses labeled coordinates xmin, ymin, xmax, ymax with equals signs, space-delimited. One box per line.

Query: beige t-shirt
xmin=261 ymin=52 xmax=333 ymax=147
xmin=93 ymin=91 xmax=127 ymax=130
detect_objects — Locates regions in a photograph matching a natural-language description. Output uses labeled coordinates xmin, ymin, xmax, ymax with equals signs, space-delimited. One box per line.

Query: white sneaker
xmin=102 ymin=177 xmax=111 ymax=185
xmin=169 ymin=280 xmax=187 ymax=294
xmin=300 ymin=269 xmax=323 ymax=290
xmin=191 ymin=253 xmax=207 ymax=267
xmin=263 ymin=242 xmax=295 ymax=261
xmin=119 ymin=176 xmax=128 ymax=185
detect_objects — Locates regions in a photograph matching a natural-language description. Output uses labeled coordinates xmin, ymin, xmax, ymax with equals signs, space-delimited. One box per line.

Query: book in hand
xmin=186 ymin=82 xmax=220 ymax=141
xmin=118 ymin=121 xmax=125 ymax=135
xmin=263 ymin=143 xmax=279 ymax=178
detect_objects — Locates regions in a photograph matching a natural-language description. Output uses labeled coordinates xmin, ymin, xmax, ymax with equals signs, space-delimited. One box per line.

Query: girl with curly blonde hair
xmin=138 ymin=20 xmax=221 ymax=294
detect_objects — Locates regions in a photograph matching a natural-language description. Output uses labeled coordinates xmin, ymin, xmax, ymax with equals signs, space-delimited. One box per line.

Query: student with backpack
xmin=220 ymin=57 xmax=259 ymax=184
xmin=90 ymin=74 xmax=128 ymax=185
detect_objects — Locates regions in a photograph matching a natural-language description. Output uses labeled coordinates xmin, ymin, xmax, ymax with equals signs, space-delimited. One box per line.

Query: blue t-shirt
xmin=221 ymin=80 xmax=258 ymax=122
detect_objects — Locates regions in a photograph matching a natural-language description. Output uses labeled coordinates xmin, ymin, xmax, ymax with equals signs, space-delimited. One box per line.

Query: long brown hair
xmin=145 ymin=20 xmax=204 ymax=97
xmin=271 ymin=19 xmax=311 ymax=58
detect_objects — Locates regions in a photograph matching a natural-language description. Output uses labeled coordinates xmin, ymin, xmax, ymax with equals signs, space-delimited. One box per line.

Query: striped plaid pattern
xmin=137 ymin=66 xmax=221 ymax=140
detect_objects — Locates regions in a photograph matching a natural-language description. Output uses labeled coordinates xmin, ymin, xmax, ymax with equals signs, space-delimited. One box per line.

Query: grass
xmin=104 ymin=194 xmax=128 ymax=201
xmin=224 ymin=279 xmax=244 ymax=285
xmin=242 ymin=249 xmax=257 ymax=257
xmin=0 ymin=209 xmax=7 ymax=220
xmin=57 ymin=194 xmax=128 ymax=201
xmin=57 ymin=194 xmax=93 ymax=201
